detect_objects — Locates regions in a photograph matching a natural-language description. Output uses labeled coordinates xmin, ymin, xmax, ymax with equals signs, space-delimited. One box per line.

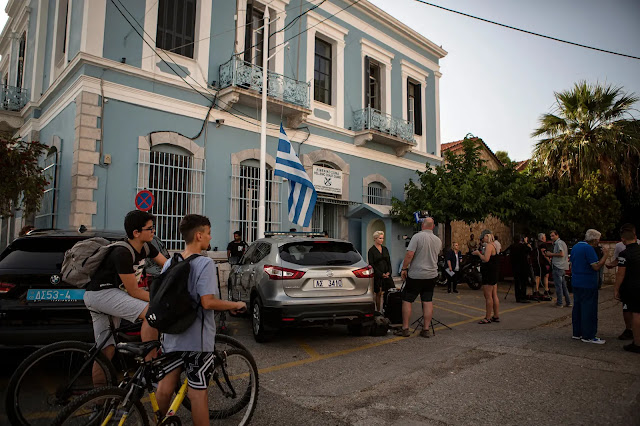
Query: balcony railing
xmin=219 ymin=57 xmax=310 ymax=109
xmin=353 ymin=107 xmax=416 ymax=145
xmin=0 ymin=84 xmax=29 ymax=111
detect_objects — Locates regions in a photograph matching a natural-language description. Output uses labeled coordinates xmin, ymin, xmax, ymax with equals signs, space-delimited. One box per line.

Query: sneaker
xmin=555 ymin=304 xmax=563 ymax=308
xmin=572 ymin=336 xmax=582 ymax=340
xmin=394 ymin=328 xmax=410 ymax=337
xmin=618 ymin=329 xmax=634 ymax=340
xmin=581 ymin=337 xmax=606 ymax=344
xmin=565 ymin=304 xmax=572 ymax=308
xmin=419 ymin=329 xmax=430 ymax=338
xmin=623 ymin=343 xmax=640 ymax=353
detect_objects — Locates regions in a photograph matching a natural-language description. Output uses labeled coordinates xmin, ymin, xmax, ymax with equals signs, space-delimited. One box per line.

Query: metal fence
xmin=363 ymin=185 xmax=392 ymax=205
xmin=35 ymin=150 xmax=59 ymax=229
xmin=137 ymin=150 xmax=205 ymax=251
xmin=352 ymin=106 xmax=416 ymax=144
xmin=230 ymin=164 xmax=282 ymax=244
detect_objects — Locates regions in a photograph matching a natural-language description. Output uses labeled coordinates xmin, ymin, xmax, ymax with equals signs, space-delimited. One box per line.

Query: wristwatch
xmin=402 ymin=268 xmax=409 ymax=271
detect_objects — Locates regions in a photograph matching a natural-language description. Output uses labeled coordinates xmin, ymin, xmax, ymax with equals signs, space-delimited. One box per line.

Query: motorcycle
xmin=437 ymin=254 xmax=482 ymax=290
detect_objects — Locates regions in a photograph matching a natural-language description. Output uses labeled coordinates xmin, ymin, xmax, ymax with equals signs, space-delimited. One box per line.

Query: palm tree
xmin=532 ymin=81 xmax=640 ymax=190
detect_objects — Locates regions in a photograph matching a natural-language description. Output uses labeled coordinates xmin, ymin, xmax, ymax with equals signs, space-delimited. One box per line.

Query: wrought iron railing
xmin=353 ymin=107 xmax=416 ymax=144
xmin=363 ymin=186 xmax=392 ymax=206
xmin=219 ymin=56 xmax=311 ymax=109
xmin=0 ymin=84 xmax=29 ymax=111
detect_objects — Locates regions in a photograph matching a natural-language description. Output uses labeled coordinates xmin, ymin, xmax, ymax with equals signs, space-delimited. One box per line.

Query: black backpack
xmin=146 ymin=253 xmax=201 ymax=334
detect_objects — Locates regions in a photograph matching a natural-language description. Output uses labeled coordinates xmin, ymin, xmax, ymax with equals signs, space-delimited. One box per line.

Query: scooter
xmin=437 ymin=254 xmax=482 ymax=290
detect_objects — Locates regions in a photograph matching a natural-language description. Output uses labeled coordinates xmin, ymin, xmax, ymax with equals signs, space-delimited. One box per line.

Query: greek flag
xmin=274 ymin=123 xmax=317 ymax=227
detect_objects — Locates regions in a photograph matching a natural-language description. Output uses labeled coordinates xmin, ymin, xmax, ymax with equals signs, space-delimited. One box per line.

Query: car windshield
xmin=0 ymin=237 xmax=80 ymax=271
xmin=279 ymin=241 xmax=361 ymax=266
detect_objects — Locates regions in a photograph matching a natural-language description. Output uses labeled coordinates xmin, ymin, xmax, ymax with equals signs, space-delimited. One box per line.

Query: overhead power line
xmin=412 ymin=0 xmax=640 ymax=61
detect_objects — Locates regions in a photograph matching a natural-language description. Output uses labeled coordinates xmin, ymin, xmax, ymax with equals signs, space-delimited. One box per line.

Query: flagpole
xmin=258 ymin=7 xmax=269 ymax=240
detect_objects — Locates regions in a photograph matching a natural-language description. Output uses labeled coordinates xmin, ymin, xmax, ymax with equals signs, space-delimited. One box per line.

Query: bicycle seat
xmin=116 ymin=340 xmax=161 ymax=358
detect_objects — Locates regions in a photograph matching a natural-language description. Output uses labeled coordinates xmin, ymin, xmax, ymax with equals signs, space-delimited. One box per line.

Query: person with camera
xmin=396 ymin=217 xmax=442 ymax=338
xmin=473 ymin=230 xmax=500 ymax=323
xmin=509 ymin=235 xmax=532 ymax=303
xmin=532 ymin=233 xmax=551 ymax=299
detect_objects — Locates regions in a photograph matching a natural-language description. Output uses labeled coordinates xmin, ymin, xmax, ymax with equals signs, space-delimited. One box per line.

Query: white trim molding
xmin=305 ymin=10 xmax=348 ymax=129
xmin=401 ymin=59 xmax=429 ymax=153
xmin=361 ymin=38 xmax=393 ymax=114
xmin=434 ymin=70 xmax=442 ymax=157
xmin=141 ymin=0 xmax=212 ymax=88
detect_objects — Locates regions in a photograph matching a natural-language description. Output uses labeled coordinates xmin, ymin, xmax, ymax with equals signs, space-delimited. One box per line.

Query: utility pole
xmin=257 ymin=6 xmax=270 ymax=240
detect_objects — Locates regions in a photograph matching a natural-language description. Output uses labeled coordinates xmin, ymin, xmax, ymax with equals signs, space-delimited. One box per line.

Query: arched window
xmin=230 ymin=159 xmax=281 ymax=243
xmin=366 ymin=182 xmax=391 ymax=205
xmin=138 ymin=144 xmax=205 ymax=250
xmin=35 ymin=147 xmax=59 ymax=228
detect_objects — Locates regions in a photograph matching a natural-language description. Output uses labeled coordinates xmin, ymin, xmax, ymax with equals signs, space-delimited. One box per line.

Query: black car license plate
xmin=27 ymin=289 xmax=86 ymax=301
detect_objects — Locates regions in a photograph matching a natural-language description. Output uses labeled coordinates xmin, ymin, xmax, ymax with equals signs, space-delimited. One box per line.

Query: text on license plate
xmin=27 ymin=289 xmax=86 ymax=301
xmin=313 ymin=279 xmax=343 ymax=288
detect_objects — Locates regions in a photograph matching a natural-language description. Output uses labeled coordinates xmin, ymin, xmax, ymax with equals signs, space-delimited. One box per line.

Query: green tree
xmin=532 ymin=81 xmax=640 ymax=190
xmin=0 ymin=137 xmax=48 ymax=217
xmin=495 ymin=150 xmax=512 ymax=165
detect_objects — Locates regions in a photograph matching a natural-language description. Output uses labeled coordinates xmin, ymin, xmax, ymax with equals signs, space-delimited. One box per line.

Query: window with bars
xmin=35 ymin=148 xmax=59 ymax=229
xmin=365 ymin=182 xmax=391 ymax=205
xmin=156 ymin=0 xmax=197 ymax=58
xmin=314 ymin=37 xmax=332 ymax=105
xmin=230 ymin=162 xmax=281 ymax=244
xmin=137 ymin=150 xmax=205 ymax=251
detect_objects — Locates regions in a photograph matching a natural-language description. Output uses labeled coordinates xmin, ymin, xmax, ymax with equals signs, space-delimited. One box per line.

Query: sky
xmin=1 ymin=1 xmax=638 ymax=161
xmin=369 ymin=0 xmax=640 ymax=161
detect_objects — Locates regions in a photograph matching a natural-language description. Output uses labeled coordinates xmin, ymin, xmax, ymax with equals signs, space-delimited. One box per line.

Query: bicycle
xmin=51 ymin=340 xmax=259 ymax=426
xmin=5 ymin=317 xmax=249 ymax=426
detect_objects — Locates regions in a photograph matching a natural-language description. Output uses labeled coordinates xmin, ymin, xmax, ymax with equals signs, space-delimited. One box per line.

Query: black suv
xmin=0 ymin=230 xmax=169 ymax=347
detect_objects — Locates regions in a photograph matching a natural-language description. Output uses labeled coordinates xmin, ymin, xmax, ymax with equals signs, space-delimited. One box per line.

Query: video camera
xmin=413 ymin=210 xmax=430 ymax=224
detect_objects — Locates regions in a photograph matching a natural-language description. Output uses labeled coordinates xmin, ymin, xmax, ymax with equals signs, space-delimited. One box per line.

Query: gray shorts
xmin=84 ymin=288 xmax=148 ymax=347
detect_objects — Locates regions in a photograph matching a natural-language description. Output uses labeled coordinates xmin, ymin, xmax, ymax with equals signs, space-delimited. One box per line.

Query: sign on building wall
xmin=312 ymin=166 xmax=342 ymax=195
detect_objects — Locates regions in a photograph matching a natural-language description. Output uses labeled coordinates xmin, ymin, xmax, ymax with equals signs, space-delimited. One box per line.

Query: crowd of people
xmin=366 ymin=221 xmax=639 ymax=353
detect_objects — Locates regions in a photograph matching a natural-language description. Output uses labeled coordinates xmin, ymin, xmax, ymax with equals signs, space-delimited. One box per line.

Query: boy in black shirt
xmin=83 ymin=210 xmax=167 ymax=384
xmin=615 ymin=227 xmax=640 ymax=353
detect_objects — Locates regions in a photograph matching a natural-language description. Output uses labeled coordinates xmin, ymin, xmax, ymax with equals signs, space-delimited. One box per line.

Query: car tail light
xmin=0 ymin=283 xmax=16 ymax=294
xmin=263 ymin=265 xmax=305 ymax=280
xmin=353 ymin=265 xmax=374 ymax=278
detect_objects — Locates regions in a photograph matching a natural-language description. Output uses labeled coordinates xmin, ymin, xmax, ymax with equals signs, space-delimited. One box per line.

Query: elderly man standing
xmin=396 ymin=217 xmax=442 ymax=338
xmin=570 ymin=229 xmax=608 ymax=344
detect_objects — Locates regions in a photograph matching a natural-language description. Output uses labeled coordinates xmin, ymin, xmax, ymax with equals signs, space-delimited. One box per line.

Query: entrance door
xmin=311 ymin=202 xmax=346 ymax=238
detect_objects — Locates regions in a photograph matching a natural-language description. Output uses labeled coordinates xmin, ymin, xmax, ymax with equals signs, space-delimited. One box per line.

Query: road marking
xmin=432 ymin=297 xmax=486 ymax=312
xmin=297 ymin=341 xmax=321 ymax=358
xmin=433 ymin=304 xmax=476 ymax=318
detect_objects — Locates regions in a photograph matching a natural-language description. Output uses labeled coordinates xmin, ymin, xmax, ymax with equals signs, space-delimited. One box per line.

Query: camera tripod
xmin=409 ymin=315 xmax=451 ymax=336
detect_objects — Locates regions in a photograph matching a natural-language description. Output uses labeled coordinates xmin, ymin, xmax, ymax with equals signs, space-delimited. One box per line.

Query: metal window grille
xmin=35 ymin=150 xmax=59 ymax=229
xmin=230 ymin=164 xmax=281 ymax=244
xmin=365 ymin=184 xmax=392 ymax=206
xmin=311 ymin=201 xmax=347 ymax=238
xmin=137 ymin=150 xmax=205 ymax=251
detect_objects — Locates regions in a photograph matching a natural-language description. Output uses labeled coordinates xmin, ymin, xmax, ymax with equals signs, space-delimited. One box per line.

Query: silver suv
xmin=228 ymin=236 xmax=375 ymax=342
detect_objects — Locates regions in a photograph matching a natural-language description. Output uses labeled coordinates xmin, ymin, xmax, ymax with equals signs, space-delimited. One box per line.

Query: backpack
xmin=61 ymin=238 xmax=147 ymax=288
xmin=145 ymin=253 xmax=201 ymax=334
xmin=370 ymin=312 xmax=391 ymax=336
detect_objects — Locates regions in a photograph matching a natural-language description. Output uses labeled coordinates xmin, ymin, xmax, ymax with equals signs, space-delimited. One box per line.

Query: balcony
xmin=218 ymin=57 xmax=311 ymax=128
xmin=353 ymin=107 xmax=416 ymax=156
xmin=0 ymin=85 xmax=28 ymax=133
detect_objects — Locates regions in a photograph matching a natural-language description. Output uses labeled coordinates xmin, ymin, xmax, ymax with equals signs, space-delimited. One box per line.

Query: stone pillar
xmin=69 ymin=92 xmax=100 ymax=228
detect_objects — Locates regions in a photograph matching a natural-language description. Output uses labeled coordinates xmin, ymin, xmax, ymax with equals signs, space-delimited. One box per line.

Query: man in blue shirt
xmin=570 ymin=229 xmax=608 ymax=344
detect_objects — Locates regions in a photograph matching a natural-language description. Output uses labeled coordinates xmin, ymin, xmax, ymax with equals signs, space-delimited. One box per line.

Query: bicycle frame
xmin=149 ymin=378 xmax=189 ymax=423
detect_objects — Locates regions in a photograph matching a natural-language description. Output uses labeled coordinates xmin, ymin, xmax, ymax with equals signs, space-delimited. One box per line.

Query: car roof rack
xmin=264 ymin=231 xmax=326 ymax=238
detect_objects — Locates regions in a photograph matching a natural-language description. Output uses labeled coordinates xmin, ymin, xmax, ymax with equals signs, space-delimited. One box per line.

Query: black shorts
xmin=621 ymin=289 xmax=640 ymax=313
xmin=533 ymin=264 xmax=549 ymax=278
xmin=161 ymin=352 xmax=215 ymax=390
xmin=402 ymin=277 xmax=436 ymax=303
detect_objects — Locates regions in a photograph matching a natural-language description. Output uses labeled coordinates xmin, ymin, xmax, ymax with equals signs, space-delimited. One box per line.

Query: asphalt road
xmin=2 ymin=282 xmax=639 ymax=426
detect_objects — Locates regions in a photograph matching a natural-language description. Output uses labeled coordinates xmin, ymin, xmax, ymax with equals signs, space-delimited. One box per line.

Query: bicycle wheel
xmin=215 ymin=334 xmax=250 ymax=353
xmin=51 ymin=387 xmax=149 ymax=426
xmin=5 ymin=341 xmax=118 ymax=426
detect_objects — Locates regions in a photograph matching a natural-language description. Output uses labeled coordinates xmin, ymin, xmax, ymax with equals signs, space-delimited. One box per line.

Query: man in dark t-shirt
xmin=83 ymin=210 xmax=167 ymax=385
xmin=227 ymin=231 xmax=248 ymax=265
xmin=615 ymin=227 xmax=640 ymax=353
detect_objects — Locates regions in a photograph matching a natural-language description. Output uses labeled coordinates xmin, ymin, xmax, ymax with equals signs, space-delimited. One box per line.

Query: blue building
xmin=0 ymin=0 xmax=446 ymax=271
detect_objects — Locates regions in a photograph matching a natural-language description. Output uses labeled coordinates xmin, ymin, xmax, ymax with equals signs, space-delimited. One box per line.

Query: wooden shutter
xmin=364 ymin=56 xmax=370 ymax=108
xmin=415 ymin=83 xmax=422 ymax=136
xmin=244 ymin=1 xmax=254 ymax=62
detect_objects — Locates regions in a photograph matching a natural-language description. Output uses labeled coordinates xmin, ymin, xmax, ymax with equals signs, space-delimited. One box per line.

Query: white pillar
xmin=257 ymin=7 xmax=270 ymax=239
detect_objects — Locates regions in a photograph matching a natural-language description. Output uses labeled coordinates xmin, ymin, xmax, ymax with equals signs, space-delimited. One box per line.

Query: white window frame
xmin=401 ymin=59 xmax=429 ymax=152
xmin=361 ymin=38 xmax=393 ymax=114
xmin=142 ymin=0 xmax=212 ymax=89
xmin=305 ymin=10 xmax=347 ymax=128
xmin=234 ymin=0 xmax=289 ymax=76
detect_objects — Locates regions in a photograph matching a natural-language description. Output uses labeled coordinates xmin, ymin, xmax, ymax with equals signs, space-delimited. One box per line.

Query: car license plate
xmin=313 ymin=279 xmax=343 ymax=288
xmin=27 ymin=289 xmax=86 ymax=301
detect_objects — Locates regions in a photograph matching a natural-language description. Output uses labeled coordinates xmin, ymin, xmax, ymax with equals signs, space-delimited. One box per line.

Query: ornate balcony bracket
xmin=217 ymin=89 xmax=240 ymax=112
xmin=287 ymin=112 xmax=308 ymax=129
xmin=354 ymin=132 xmax=373 ymax=147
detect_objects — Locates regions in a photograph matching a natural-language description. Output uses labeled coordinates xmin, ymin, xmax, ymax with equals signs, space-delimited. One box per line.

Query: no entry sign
xmin=135 ymin=190 xmax=154 ymax=212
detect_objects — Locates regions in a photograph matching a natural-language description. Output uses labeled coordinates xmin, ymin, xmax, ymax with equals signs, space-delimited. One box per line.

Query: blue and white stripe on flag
xmin=274 ymin=123 xmax=317 ymax=227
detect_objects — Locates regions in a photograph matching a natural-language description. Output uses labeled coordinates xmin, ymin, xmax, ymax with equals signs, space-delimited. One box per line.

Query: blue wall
xmin=103 ymin=0 xmax=145 ymax=65
xmin=67 ymin=0 xmax=84 ymax=60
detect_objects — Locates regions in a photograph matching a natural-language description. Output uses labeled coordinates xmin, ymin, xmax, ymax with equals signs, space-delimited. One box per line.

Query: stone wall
xmin=601 ymin=241 xmax=617 ymax=285
xmin=451 ymin=215 xmax=512 ymax=253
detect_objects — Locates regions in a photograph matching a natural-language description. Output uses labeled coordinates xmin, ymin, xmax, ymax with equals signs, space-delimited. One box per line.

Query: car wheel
xmin=347 ymin=323 xmax=372 ymax=336
xmin=251 ymin=298 xmax=271 ymax=343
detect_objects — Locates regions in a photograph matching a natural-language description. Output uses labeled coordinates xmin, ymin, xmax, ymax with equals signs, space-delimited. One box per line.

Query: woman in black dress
xmin=368 ymin=230 xmax=393 ymax=312
xmin=473 ymin=231 xmax=500 ymax=323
